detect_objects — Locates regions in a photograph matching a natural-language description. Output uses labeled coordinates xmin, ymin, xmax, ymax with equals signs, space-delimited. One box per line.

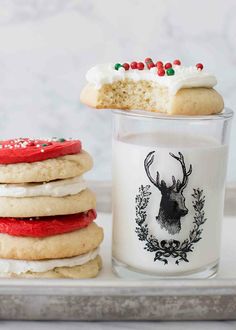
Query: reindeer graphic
xmin=144 ymin=151 xmax=192 ymax=235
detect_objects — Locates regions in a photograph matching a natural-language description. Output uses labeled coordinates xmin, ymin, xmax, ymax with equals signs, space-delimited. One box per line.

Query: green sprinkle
xmin=114 ymin=63 xmax=122 ymax=70
xmin=42 ymin=143 xmax=48 ymax=147
xmin=167 ymin=68 xmax=175 ymax=76
xmin=57 ymin=138 xmax=66 ymax=142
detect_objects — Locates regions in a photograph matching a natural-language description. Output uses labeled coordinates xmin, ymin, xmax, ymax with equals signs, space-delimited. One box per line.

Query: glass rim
xmin=112 ymin=107 xmax=234 ymax=122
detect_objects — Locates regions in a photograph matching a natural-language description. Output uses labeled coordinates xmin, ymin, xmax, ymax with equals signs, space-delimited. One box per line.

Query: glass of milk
xmin=112 ymin=108 xmax=233 ymax=278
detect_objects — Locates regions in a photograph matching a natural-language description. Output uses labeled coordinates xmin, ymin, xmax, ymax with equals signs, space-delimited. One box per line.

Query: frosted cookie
xmin=0 ymin=176 xmax=87 ymax=198
xmin=0 ymin=137 xmax=103 ymax=279
xmin=80 ymin=59 xmax=224 ymax=115
xmin=0 ymin=151 xmax=92 ymax=184
xmin=0 ymin=188 xmax=96 ymax=217
xmin=0 ymin=209 xmax=97 ymax=237
xmin=0 ymin=222 xmax=103 ymax=260
xmin=2 ymin=255 xmax=102 ymax=279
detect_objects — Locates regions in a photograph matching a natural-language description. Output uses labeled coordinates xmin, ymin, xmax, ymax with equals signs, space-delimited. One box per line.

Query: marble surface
xmin=0 ymin=0 xmax=235 ymax=181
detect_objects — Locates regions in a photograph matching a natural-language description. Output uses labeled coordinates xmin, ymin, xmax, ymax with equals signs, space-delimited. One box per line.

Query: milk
xmin=112 ymin=132 xmax=228 ymax=276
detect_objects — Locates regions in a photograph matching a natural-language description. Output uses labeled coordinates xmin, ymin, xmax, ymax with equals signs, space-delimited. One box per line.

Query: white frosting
xmin=0 ymin=248 xmax=99 ymax=275
xmin=86 ymin=63 xmax=217 ymax=95
xmin=0 ymin=176 xmax=86 ymax=197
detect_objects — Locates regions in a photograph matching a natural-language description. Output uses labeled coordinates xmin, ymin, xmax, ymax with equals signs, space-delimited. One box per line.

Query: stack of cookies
xmin=0 ymin=138 xmax=103 ymax=278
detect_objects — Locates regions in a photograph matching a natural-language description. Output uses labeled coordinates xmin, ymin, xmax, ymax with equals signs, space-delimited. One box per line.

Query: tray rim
xmin=0 ymin=278 xmax=236 ymax=296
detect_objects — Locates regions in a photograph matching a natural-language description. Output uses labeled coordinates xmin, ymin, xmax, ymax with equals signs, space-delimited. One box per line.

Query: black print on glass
xmin=144 ymin=151 xmax=192 ymax=235
xmin=135 ymin=151 xmax=207 ymax=265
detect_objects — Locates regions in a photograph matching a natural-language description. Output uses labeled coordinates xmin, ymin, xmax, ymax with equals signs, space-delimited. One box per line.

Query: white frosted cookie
xmin=1 ymin=255 xmax=102 ymax=279
xmin=0 ymin=222 xmax=103 ymax=260
xmin=80 ymin=62 xmax=224 ymax=115
xmin=0 ymin=150 xmax=93 ymax=183
xmin=0 ymin=188 xmax=96 ymax=217
xmin=0 ymin=176 xmax=87 ymax=198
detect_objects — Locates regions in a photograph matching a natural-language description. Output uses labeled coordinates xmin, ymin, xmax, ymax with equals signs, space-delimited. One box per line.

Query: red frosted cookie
xmin=0 ymin=138 xmax=82 ymax=164
xmin=0 ymin=209 xmax=96 ymax=237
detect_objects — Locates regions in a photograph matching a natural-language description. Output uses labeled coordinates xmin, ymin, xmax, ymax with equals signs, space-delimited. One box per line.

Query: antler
xmin=144 ymin=151 xmax=166 ymax=191
xmin=169 ymin=152 xmax=192 ymax=192
xmin=169 ymin=175 xmax=177 ymax=190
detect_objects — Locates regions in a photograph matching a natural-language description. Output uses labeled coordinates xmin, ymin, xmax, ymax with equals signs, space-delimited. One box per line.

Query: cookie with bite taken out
xmin=80 ymin=59 xmax=224 ymax=115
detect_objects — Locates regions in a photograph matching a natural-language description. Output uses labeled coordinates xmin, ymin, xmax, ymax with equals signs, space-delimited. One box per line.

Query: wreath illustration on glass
xmin=135 ymin=151 xmax=207 ymax=265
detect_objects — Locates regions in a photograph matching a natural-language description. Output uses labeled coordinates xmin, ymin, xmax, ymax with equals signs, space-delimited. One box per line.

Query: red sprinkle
xmin=147 ymin=62 xmax=155 ymax=69
xmin=145 ymin=58 xmax=154 ymax=69
xmin=137 ymin=62 xmax=144 ymax=70
xmin=173 ymin=59 xmax=181 ymax=65
xmin=131 ymin=61 xmax=138 ymax=69
xmin=196 ymin=63 xmax=204 ymax=70
xmin=164 ymin=62 xmax=172 ymax=69
xmin=0 ymin=210 xmax=97 ymax=237
xmin=145 ymin=58 xmax=153 ymax=64
xmin=122 ymin=63 xmax=130 ymax=71
xmin=158 ymin=68 xmax=165 ymax=76
xmin=156 ymin=61 xmax=163 ymax=68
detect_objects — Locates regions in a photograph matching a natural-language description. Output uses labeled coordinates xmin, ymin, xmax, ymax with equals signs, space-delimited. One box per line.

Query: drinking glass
xmin=112 ymin=108 xmax=233 ymax=278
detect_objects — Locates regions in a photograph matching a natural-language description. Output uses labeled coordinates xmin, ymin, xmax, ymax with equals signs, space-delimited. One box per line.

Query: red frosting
xmin=0 ymin=138 xmax=82 ymax=164
xmin=0 ymin=209 xmax=96 ymax=237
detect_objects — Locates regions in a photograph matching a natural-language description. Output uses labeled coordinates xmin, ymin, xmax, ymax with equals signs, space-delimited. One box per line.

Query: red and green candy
xmin=114 ymin=58 xmax=204 ymax=76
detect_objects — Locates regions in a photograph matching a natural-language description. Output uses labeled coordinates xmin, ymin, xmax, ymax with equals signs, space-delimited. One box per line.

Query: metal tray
xmin=0 ymin=183 xmax=235 ymax=321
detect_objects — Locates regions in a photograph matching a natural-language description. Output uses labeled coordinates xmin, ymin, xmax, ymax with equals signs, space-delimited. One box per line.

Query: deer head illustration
xmin=144 ymin=151 xmax=192 ymax=235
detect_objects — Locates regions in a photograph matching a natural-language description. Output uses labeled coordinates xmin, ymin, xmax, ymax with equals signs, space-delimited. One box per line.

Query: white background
xmin=0 ymin=0 xmax=235 ymax=182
